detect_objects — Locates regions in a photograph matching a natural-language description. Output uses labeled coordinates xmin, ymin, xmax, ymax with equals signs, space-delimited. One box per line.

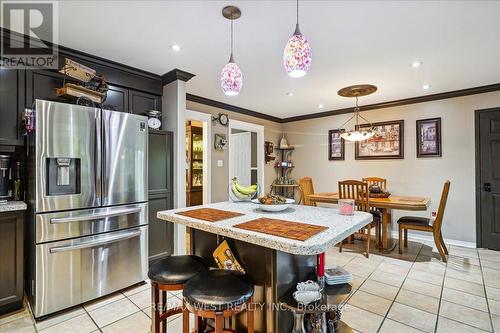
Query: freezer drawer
xmin=35 ymin=203 xmax=148 ymax=243
xmin=103 ymin=110 xmax=148 ymax=206
xmin=35 ymin=100 xmax=101 ymax=213
xmin=32 ymin=226 xmax=148 ymax=318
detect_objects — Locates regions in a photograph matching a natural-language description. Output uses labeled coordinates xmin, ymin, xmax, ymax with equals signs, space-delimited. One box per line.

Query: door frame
xmin=228 ymin=119 xmax=265 ymax=196
xmin=186 ymin=110 xmax=212 ymax=204
xmin=474 ymin=106 xmax=500 ymax=247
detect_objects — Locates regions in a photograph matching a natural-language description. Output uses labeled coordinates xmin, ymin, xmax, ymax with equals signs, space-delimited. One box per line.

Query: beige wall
xmin=186 ymin=101 xmax=282 ymax=203
xmin=282 ymin=91 xmax=500 ymax=244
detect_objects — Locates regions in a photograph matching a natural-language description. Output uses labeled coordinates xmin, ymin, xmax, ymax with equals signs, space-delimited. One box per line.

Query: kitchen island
xmin=157 ymin=201 xmax=372 ymax=333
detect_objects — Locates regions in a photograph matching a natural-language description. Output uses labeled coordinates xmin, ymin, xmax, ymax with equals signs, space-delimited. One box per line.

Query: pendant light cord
xmin=296 ymin=0 xmax=299 ymax=25
xmin=230 ymin=11 xmax=234 ymax=56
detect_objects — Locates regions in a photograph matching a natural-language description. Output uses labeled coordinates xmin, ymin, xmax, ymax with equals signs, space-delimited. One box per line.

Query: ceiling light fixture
xmin=286 ymin=92 xmax=295 ymax=96
xmin=171 ymin=44 xmax=181 ymax=52
xmin=422 ymin=84 xmax=431 ymax=90
xmin=220 ymin=6 xmax=243 ymax=96
xmin=318 ymin=104 xmax=324 ymax=109
xmin=283 ymin=0 xmax=312 ymax=78
xmin=337 ymin=84 xmax=378 ymax=142
xmin=412 ymin=61 xmax=423 ymax=68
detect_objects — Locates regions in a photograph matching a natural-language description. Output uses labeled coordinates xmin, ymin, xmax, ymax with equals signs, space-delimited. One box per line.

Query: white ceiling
xmin=18 ymin=1 xmax=500 ymax=118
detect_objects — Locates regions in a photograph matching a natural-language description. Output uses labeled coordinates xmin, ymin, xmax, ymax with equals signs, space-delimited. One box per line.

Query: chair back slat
xmin=299 ymin=177 xmax=316 ymax=206
xmin=362 ymin=177 xmax=387 ymax=191
xmin=433 ymin=181 xmax=451 ymax=231
xmin=338 ymin=180 xmax=370 ymax=213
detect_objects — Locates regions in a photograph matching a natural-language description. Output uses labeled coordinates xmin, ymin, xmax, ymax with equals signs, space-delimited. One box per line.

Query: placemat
xmin=176 ymin=208 xmax=243 ymax=222
xmin=234 ymin=217 xmax=328 ymax=241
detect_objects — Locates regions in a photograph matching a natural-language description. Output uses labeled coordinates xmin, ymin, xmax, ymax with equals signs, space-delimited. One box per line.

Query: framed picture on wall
xmin=328 ymin=129 xmax=345 ymax=160
xmin=416 ymin=117 xmax=442 ymax=157
xmin=355 ymin=120 xmax=404 ymax=160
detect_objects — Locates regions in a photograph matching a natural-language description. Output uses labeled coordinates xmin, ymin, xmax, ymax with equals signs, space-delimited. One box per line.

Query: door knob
xmin=484 ymin=183 xmax=492 ymax=192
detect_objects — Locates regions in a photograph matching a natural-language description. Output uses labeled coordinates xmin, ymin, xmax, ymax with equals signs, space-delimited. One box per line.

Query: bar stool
xmin=148 ymin=255 xmax=209 ymax=333
xmin=183 ymin=269 xmax=255 ymax=333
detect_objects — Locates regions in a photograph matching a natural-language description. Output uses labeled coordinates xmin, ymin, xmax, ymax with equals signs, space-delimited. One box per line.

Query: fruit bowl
xmin=251 ymin=198 xmax=295 ymax=212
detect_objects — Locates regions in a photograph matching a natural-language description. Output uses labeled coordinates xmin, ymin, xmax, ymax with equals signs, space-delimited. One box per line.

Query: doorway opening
xmin=228 ymin=120 xmax=264 ymax=198
xmin=185 ymin=110 xmax=212 ymax=206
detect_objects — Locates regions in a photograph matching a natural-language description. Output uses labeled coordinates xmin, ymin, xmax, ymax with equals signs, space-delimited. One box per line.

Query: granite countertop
xmin=157 ymin=201 xmax=372 ymax=255
xmin=0 ymin=201 xmax=27 ymax=213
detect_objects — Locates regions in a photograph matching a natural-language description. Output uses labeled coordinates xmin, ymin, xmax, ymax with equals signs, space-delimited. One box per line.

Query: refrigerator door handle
xmin=49 ymin=229 xmax=142 ymax=253
xmin=95 ymin=110 xmax=102 ymax=205
xmin=49 ymin=207 xmax=142 ymax=224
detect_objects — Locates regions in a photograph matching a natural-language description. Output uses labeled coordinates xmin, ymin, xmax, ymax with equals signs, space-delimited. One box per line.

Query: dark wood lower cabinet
xmin=0 ymin=211 xmax=24 ymax=315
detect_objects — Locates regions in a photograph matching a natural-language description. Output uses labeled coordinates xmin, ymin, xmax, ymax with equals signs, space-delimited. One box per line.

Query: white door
xmin=230 ymin=132 xmax=252 ymax=186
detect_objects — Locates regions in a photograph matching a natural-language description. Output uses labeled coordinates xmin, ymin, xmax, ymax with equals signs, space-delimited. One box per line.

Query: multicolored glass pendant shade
xmin=283 ymin=23 xmax=312 ymax=78
xmin=220 ymin=6 xmax=242 ymax=96
xmin=220 ymin=54 xmax=243 ymax=96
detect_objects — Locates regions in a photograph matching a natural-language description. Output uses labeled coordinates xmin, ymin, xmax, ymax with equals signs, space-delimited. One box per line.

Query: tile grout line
xmin=433 ymin=247 xmax=451 ymax=333
xmin=375 ymin=242 xmax=427 ymax=333
xmin=81 ymin=305 xmax=103 ymax=333
xmin=478 ymin=251 xmax=496 ymax=333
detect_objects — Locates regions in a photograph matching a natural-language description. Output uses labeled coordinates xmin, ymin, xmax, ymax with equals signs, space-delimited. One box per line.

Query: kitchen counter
xmin=0 ymin=201 xmax=27 ymax=213
xmin=158 ymin=201 xmax=372 ymax=333
xmin=157 ymin=201 xmax=372 ymax=255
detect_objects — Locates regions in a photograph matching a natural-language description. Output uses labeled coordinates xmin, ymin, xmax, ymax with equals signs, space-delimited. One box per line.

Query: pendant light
xmin=283 ymin=0 xmax=312 ymax=78
xmin=337 ymin=85 xmax=378 ymax=142
xmin=220 ymin=6 xmax=242 ymax=96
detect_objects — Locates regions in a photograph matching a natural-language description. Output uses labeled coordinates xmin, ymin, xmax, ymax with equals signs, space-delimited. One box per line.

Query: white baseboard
xmin=391 ymin=231 xmax=476 ymax=249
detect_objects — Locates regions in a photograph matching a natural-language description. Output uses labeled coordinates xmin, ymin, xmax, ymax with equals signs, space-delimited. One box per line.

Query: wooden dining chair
xmin=299 ymin=177 xmax=316 ymax=206
xmin=338 ymin=180 xmax=380 ymax=257
xmin=362 ymin=177 xmax=387 ymax=191
xmin=398 ymin=181 xmax=451 ymax=262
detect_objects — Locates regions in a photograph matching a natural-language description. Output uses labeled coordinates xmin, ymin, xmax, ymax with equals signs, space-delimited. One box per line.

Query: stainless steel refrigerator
xmin=26 ymin=100 xmax=149 ymax=318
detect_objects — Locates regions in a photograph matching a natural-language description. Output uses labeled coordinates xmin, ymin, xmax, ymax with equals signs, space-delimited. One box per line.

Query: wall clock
xmin=146 ymin=110 xmax=162 ymax=130
xmin=212 ymin=113 xmax=229 ymax=126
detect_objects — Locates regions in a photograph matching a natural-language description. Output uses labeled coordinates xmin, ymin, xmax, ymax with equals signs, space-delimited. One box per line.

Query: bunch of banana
xmin=231 ymin=177 xmax=257 ymax=200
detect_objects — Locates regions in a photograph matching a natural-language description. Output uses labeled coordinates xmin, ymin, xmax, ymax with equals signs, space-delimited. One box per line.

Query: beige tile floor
xmin=1 ymin=240 xmax=499 ymax=333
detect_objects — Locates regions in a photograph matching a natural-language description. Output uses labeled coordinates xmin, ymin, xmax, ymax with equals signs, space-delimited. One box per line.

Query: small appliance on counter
xmin=0 ymin=155 xmax=11 ymax=202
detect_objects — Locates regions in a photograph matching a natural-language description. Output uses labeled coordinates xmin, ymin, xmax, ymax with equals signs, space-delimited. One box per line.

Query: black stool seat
xmin=370 ymin=210 xmax=382 ymax=221
xmin=148 ymin=255 xmax=209 ymax=285
xmin=183 ymin=270 xmax=254 ymax=311
xmin=398 ymin=216 xmax=433 ymax=228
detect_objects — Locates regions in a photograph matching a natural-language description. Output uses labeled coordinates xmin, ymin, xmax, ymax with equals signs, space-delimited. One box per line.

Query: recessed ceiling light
xmin=318 ymin=104 xmax=324 ymax=109
xmin=412 ymin=61 xmax=423 ymax=68
xmin=286 ymin=92 xmax=294 ymax=96
xmin=422 ymin=84 xmax=431 ymax=90
xmin=171 ymin=44 xmax=181 ymax=52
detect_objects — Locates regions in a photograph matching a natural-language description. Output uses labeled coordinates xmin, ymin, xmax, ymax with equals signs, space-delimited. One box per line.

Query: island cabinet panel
xmin=0 ymin=211 xmax=24 ymax=315
xmin=148 ymin=131 xmax=174 ymax=261
xmin=0 ymin=68 xmax=25 ymax=146
xmin=103 ymin=85 xmax=129 ymax=112
xmin=129 ymin=90 xmax=161 ymax=115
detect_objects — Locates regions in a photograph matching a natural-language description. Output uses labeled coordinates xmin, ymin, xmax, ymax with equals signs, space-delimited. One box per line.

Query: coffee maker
xmin=0 ymin=155 xmax=11 ymax=201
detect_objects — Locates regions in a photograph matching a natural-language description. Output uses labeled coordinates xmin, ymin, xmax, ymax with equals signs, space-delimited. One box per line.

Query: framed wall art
xmin=416 ymin=117 xmax=441 ymax=157
xmin=355 ymin=120 xmax=404 ymax=160
xmin=328 ymin=129 xmax=345 ymax=160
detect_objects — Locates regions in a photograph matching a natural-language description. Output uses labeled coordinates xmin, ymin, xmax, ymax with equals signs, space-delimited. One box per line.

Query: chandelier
xmin=337 ymin=85 xmax=378 ymax=142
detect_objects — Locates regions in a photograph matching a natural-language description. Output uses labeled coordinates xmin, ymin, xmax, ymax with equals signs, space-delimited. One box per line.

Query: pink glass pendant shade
xmin=220 ymin=54 xmax=243 ymax=96
xmin=283 ymin=24 xmax=312 ymax=78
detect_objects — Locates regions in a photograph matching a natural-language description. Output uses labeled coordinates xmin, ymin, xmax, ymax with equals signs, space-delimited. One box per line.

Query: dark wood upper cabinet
xmin=102 ymin=85 xmax=129 ymax=113
xmin=0 ymin=68 xmax=25 ymax=146
xmin=129 ymin=90 xmax=161 ymax=116
xmin=25 ymin=70 xmax=74 ymax=107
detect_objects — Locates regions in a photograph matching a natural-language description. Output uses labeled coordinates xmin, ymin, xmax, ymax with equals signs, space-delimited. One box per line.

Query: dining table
xmin=306 ymin=192 xmax=431 ymax=252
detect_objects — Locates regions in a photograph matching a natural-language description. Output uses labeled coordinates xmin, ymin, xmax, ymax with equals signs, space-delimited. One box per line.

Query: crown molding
xmin=161 ymin=69 xmax=196 ymax=85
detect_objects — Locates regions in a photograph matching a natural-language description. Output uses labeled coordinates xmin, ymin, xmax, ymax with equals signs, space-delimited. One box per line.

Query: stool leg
xmin=152 ymin=284 xmax=160 ymax=333
xmin=247 ymin=300 xmax=254 ymax=333
xmin=160 ymin=291 xmax=167 ymax=333
xmin=215 ymin=313 xmax=224 ymax=333
xmin=182 ymin=300 xmax=189 ymax=333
